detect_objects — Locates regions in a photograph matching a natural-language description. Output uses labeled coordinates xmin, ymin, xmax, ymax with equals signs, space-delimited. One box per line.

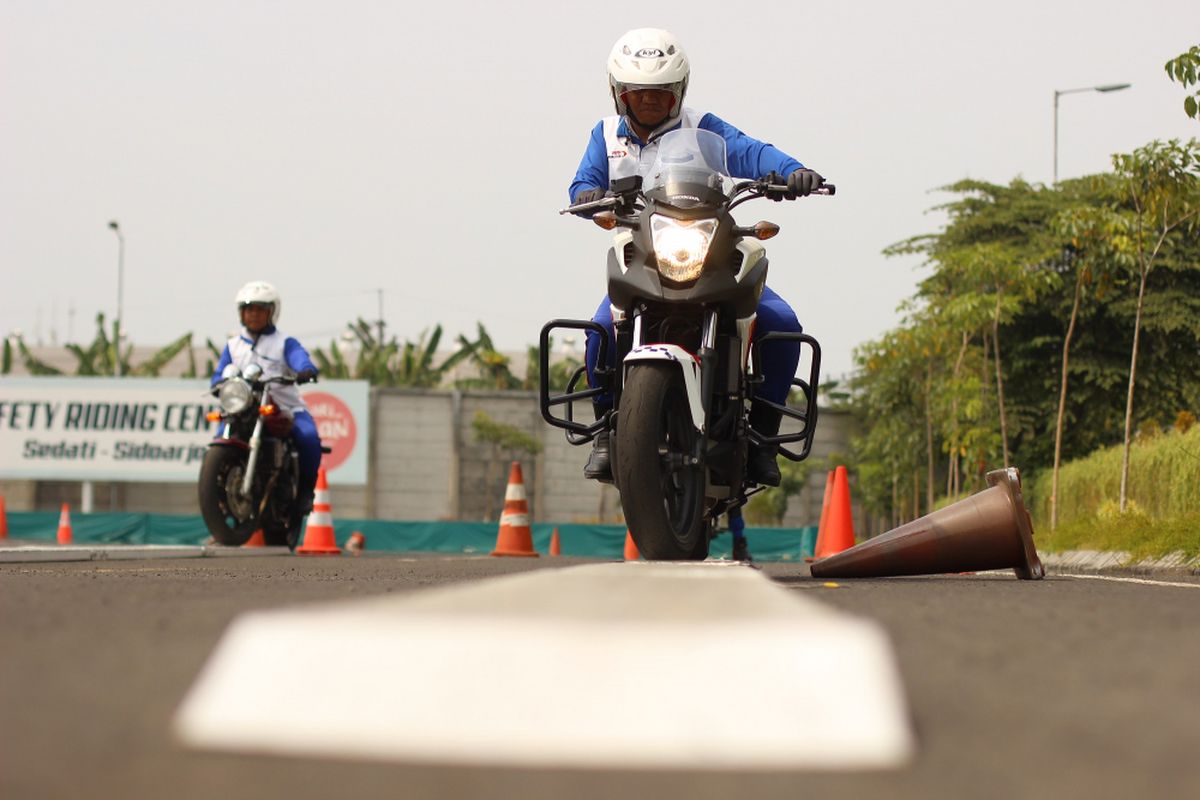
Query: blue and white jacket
xmin=569 ymin=108 xmax=806 ymax=201
xmin=210 ymin=325 xmax=318 ymax=414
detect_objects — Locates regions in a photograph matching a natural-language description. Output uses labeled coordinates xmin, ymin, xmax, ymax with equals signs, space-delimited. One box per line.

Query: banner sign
xmin=0 ymin=377 xmax=369 ymax=484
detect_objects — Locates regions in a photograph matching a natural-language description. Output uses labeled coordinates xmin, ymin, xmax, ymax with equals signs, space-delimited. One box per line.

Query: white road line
xmin=1063 ymin=573 xmax=1200 ymax=589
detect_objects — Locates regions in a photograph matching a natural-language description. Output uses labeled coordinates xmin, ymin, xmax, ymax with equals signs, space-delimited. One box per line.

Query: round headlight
xmin=651 ymin=215 xmax=718 ymax=283
xmin=218 ymin=379 xmax=253 ymax=414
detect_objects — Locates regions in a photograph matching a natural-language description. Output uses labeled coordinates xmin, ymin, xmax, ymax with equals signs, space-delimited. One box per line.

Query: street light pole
xmin=1053 ymin=83 xmax=1132 ymax=184
xmin=108 ymin=221 xmax=124 ymax=376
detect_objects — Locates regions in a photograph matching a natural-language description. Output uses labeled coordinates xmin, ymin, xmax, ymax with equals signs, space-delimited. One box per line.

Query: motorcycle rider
xmin=570 ymin=29 xmax=823 ymax=558
xmin=211 ymin=281 xmax=323 ymax=522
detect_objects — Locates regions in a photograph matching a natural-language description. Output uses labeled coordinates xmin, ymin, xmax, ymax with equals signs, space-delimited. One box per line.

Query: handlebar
xmin=562 ymin=177 xmax=836 ymax=215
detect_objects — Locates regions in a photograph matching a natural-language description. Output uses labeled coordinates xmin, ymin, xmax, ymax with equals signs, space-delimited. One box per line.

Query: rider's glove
xmin=574 ymin=188 xmax=606 ymax=205
xmin=295 ymin=369 xmax=317 ymax=384
xmin=786 ymin=168 xmax=824 ymax=197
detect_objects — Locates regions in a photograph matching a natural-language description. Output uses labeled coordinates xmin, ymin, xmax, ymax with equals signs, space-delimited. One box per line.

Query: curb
xmin=0 ymin=541 xmax=292 ymax=563
xmin=1040 ymin=549 xmax=1200 ymax=577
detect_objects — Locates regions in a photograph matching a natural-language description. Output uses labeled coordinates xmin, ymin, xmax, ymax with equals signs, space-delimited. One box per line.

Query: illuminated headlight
xmin=651 ymin=215 xmax=718 ymax=283
xmin=218 ymin=379 xmax=253 ymax=414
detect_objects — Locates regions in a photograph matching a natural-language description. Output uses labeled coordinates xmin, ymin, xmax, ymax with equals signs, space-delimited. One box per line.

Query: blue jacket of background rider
xmin=569 ymin=108 xmax=807 ymax=410
xmin=210 ymin=325 xmax=323 ymax=509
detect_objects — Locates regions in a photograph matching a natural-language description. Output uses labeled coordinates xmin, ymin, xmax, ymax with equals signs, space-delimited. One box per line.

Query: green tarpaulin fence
xmin=3 ymin=512 xmax=819 ymax=562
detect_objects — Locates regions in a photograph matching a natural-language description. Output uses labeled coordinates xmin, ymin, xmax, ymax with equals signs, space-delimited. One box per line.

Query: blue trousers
xmin=584 ymin=284 xmax=802 ymax=409
xmin=292 ymin=410 xmax=322 ymax=509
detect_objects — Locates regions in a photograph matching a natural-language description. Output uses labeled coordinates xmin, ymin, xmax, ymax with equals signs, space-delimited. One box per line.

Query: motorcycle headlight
xmin=651 ymin=215 xmax=718 ymax=283
xmin=218 ymin=379 xmax=253 ymax=414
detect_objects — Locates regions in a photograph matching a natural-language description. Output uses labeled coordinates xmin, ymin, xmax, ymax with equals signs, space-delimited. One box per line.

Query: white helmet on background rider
xmin=235 ymin=280 xmax=281 ymax=325
xmin=607 ymin=28 xmax=689 ymax=125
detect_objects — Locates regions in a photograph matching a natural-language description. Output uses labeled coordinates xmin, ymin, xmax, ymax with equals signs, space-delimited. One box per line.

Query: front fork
xmin=239 ymin=417 xmax=265 ymax=497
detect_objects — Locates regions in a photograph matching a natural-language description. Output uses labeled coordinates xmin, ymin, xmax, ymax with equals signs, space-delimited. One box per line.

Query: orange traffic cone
xmin=806 ymin=470 xmax=835 ymax=562
xmin=813 ymin=466 xmax=855 ymax=558
xmin=296 ymin=469 xmax=341 ymax=555
xmin=242 ymin=529 xmax=265 ymax=548
xmin=549 ymin=527 xmax=561 ymax=556
xmin=624 ymin=530 xmax=640 ymax=561
xmin=345 ymin=531 xmax=366 ymax=555
xmin=0 ymin=495 xmax=8 ymax=540
xmin=811 ymin=467 xmax=1044 ymax=580
xmin=56 ymin=503 xmax=73 ymax=545
xmin=491 ymin=462 xmax=538 ymax=557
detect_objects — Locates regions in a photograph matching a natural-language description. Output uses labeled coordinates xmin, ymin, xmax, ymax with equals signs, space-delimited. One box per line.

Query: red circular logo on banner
xmin=303 ymin=391 xmax=357 ymax=472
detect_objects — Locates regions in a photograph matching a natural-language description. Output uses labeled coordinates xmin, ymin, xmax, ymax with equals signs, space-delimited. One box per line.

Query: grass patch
xmin=1037 ymin=509 xmax=1200 ymax=561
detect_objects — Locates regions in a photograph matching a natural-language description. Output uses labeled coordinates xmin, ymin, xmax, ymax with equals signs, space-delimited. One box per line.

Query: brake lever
xmin=559 ymin=196 xmax=620 ymax=215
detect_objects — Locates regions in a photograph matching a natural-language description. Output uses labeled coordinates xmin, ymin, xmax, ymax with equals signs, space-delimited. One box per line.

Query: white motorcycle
xmin=539 ymin=128 xmax=833 ymax=559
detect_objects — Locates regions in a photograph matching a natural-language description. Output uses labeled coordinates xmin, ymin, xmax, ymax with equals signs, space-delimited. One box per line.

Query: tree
xmin=885 ymin=180 xmax=1064 ymax=497
xmin=1111 ymin=140 xmax=1200 ymax=512
xmin=454 ymin=323 xmax=521 ymax=390
xmin=4 ymin=313 xmax=194 ymax=377
xmin=1047 ymin=199 xmax=1133 ymax=528
xmin=744 ymin=458 xmax=816 ymax=526
xmin=851 ymin=325 xmax=936 ymax=526
xmin=311 ymin=319 xmax=473 ymax=387
xmin=1165 ymin=45 xmax=1200 ymax=121
xmin=522 ymin=339 xmax=584 ymax=394
xmin=471 ymin=410 xmax=542 ymax=521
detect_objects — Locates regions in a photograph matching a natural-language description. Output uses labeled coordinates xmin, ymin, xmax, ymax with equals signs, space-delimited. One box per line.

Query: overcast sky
xmin=2 ymin=0 xmax=1197 ymax=380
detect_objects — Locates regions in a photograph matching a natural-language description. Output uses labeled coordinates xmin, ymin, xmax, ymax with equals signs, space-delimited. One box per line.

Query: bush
xmin=1030 ymin=424 xmax=1200 ymax=526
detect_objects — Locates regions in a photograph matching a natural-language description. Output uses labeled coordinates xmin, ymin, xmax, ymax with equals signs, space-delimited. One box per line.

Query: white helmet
xmin=607 ymin=28 xmax=689 ymax=124
xmin=235 ymin=280 xmax=281 ymax=325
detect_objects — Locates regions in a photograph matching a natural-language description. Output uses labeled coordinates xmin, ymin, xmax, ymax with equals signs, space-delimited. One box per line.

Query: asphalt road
xmin=2 ymin=553 xmax=1198 ymax=800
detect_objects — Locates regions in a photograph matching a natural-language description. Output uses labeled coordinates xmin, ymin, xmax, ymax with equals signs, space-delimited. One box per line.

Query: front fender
xmin=623 ymin=344 xmax=705 ymax=434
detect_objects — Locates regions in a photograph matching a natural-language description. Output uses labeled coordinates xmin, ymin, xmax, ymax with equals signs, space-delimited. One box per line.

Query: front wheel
xmin=198 ymin=446 xmax=257 ymax=546
xmin=615 ymin=363 xmax=708 ymax=560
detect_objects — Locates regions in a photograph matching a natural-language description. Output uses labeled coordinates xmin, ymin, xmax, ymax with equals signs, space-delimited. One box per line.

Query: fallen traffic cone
xmin=296 ymin=469 xmax=341 ymax=555
xmin=549 ymin=527 xmax=561 ymax=556
xmin=624 ymin=530 xmax=640 ymax=561
xmin=490 ymin=462 xmax=538 ymax=557
xmin=0 ymin=495 xmax=7 ymax=540
xmin=813 ymin=466 xmax=855 ymax=558
xmin=56 ymin=503 xmax=73 ymax=545
xmin=811 ymin=467 xmax=1045 ymax=580
xmin=805 ymin=470 xmax=835 ymax=562
xmin=242 ymin=529 xmax=265 ymax=548
xmin=345 ymin=531 xmax=366 ymax=555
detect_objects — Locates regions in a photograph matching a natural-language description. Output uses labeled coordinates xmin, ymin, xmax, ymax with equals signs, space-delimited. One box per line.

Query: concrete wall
xmin=3 ymin=389 xmax=860 ymax=530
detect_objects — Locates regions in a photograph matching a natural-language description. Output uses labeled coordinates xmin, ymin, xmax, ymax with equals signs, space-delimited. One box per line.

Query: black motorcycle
xmin=539 ymin=128 xmax=833 ymax=560
xmin=198 ymin=363 xmax=323 ymax=548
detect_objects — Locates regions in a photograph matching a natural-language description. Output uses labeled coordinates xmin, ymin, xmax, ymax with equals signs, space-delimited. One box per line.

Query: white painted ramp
xmin=173 ymin=562 xmax=913 ymax=770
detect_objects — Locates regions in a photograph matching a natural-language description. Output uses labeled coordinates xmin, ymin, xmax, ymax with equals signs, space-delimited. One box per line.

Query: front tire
xmin=198 ymin=446 xmax=257 ymax=546
xmin=616 ymin=363 xmax=708 ymax=560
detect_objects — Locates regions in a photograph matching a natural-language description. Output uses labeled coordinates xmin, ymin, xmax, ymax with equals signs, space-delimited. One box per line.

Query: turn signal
xmin=592 ymin=211 xmax=619 ymax=230
xmin=753 ymin=221 xmax=780 ymax=240
xmin=259 ymin=404 xmax=278 ymax=417
xmin=205 ymin=411 xmax=223 ymax=422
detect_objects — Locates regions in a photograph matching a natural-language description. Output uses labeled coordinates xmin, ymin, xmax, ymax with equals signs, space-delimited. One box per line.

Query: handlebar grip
xmin=815 ymin=183 xmax=836 ymax=196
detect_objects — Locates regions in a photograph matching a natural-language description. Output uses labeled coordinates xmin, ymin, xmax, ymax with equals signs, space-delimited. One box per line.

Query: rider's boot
xmin=729 ymin=508 xmax=753 ymax=562
xmin=732 ymin=535 xmax=754 ymax=562
xmin=747 ymin=403 xmax=783 ymax=487
xmin=583 ymin=405 xmax=613 ymax=483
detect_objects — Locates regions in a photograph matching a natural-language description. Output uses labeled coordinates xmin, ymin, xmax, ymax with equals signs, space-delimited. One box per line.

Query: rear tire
xmin=198 ymin=447 xmax=256 ymax=546
xmin=616 ymin=363 xmax=708 ymax=560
